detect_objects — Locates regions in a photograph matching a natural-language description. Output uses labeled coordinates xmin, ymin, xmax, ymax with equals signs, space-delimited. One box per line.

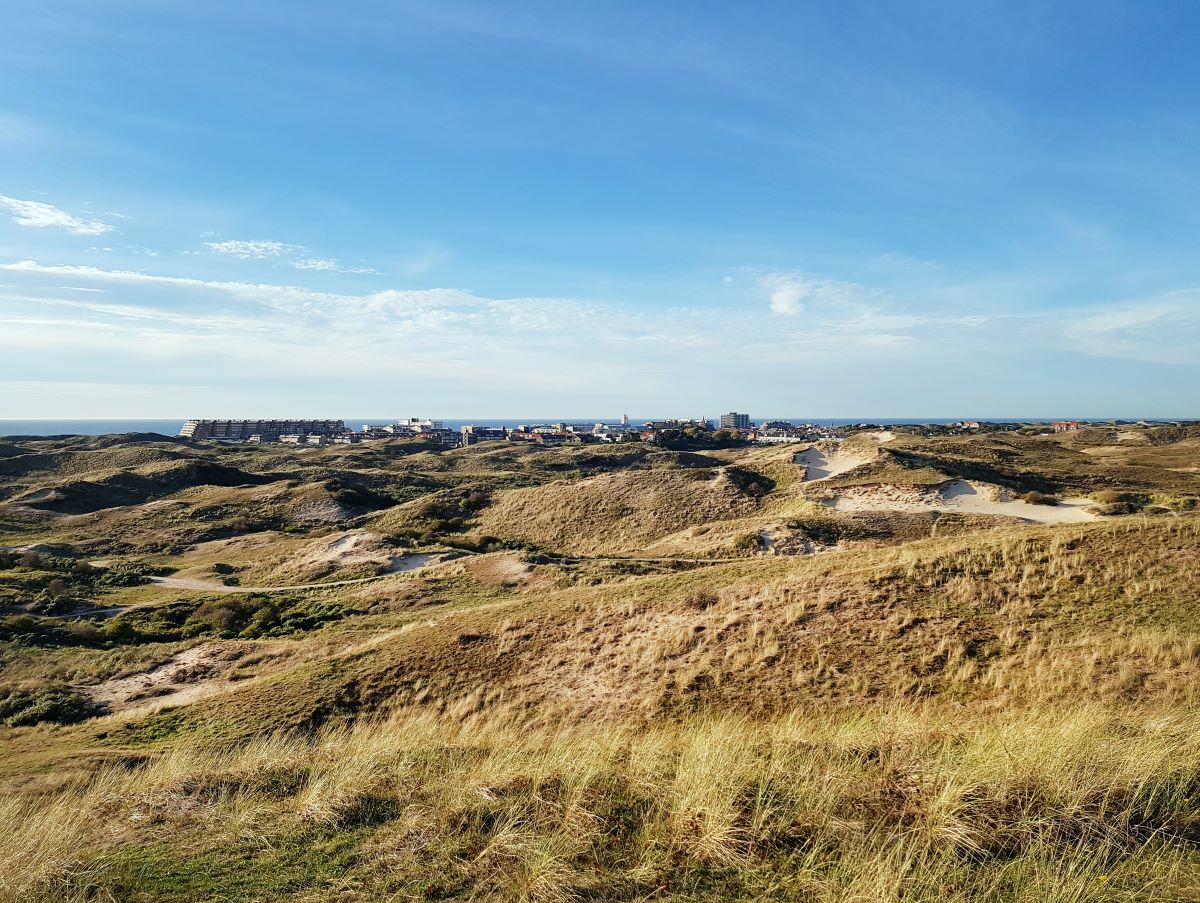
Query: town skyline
xmin=169 ymin=414 xmax=1090 ymax=449
xmin=2 ymin=411 xmax=1193 ymax=441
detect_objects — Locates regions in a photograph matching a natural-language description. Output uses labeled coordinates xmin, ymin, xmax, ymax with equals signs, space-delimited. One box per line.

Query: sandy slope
xmin=824 ymin=479 xmax=1097 ymax=524
xmin=85 ymin=643 xmax=228 ymax=710
xmin=144 ymin=552 xmax=441 ymax=594
xmin=794 ymin=444 xmax=873 ymax=482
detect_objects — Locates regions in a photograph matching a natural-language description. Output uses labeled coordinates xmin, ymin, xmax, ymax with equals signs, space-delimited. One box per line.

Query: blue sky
xmin=2 ymin=0 xmax=1198 ymax=418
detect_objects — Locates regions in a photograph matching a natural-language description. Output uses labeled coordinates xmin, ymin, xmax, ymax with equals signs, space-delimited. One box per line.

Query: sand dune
xmin=144 ymin=552 xmax=440 ymax=594
xmin=825 ymin=479 xmax=1097 ymax=524
xmin=795 ymin=444 xmax=873 ymax=482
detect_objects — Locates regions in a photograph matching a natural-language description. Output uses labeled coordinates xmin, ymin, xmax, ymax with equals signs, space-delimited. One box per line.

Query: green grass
xmin=106 ymin=826 xmax=370 ymax=902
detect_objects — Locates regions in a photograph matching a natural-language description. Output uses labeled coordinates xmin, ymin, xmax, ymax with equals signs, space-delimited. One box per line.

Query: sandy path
xmin=825 ymin=479 xmax=1097 ymax=524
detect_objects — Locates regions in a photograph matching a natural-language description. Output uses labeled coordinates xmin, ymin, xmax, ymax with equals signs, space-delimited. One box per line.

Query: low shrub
xmin=1022 ymin=490 xmax=1058 ymax=506
xmin=733 ymin=532 xmax=761 ymax=553
xmin=1093 ymin=490 xmax=1150 ymax=515
xmin=0 ymin=687 xmax=105 ymax=726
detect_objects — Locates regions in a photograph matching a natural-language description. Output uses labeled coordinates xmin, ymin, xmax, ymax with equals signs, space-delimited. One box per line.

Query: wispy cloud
xmin=293 ymin=257 xmax=376 ymax=274
xmin=292 ymin=257 xmax=338 ymax=271
xmin=0 ymin=195 xmax=114 ymax=236
xmin=1063 ymin=291 xmax=1200 ymax=365
xmin=3 ymin=258 xmax=1199 ymax=418
xmin=205 ymin=238 xmax=378 ymax=274
xmin=205 ymin=239 xmax=300 ymax=259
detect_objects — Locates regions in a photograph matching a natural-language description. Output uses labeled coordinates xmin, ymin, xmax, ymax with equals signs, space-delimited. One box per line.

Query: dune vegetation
xmin=1 ymin=426 xmax=1199 ymax=901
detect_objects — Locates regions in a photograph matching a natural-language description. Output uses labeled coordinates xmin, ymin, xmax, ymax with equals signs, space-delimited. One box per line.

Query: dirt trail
xmin=825 ymin=479 xmax=1097 ymax=524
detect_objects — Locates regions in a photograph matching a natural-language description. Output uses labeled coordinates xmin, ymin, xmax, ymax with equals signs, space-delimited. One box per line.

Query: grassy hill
xmin=1 ymin=427 xmax=1199 ymax=901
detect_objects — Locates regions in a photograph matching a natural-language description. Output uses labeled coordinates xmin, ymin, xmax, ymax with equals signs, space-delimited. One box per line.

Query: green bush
xmin=94 ymin=568 xmax=151 ymax=587
xmin=323 ymin=478 xmax=397 ymax=510
xmin=733 ymin=532 xmax=761 ymax=553
xmin=0 ymin=687 xmax=105 ymax=726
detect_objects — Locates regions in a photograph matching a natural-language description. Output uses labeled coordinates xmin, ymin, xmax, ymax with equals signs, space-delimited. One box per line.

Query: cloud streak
xmin=3 ymin=258 xmax=1200 ymax=418
xmin=205 ymin=239 xmax=299 ymax=259
xmin=0 ymin=196 xmax=114 ymax=235
xmin=8 ymin=257 xmax=1200 ymax=365
xmin=205 ymin=238 xmax=379 ymax=274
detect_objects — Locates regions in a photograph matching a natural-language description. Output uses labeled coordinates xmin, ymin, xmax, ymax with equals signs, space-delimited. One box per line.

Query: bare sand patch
xmin=795 ymin=444 xmax=874 ymax=482
xmin=143 ymin=551 xmax=442 ymax=594
xmin=824 ymin=479 xmax=1097 ymax=524
xmin=294 ymin=530 xmax=393 ymax=572
xmin=84 ymin=643 xmax=236 ymax=711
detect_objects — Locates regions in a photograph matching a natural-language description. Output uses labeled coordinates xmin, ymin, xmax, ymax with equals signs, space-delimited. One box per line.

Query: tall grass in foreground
xmin=2 ymin=704 xmax=1199 ymax=902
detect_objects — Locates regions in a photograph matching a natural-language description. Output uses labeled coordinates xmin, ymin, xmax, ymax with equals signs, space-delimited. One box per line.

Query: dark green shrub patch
xmin=0 ymin=687 xmax=105 ymax=726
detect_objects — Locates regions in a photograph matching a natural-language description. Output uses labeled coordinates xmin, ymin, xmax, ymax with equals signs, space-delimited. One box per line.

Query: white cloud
xmin=762 ymin=274 xmax=806 ymax=315
xmin=292 ymin=257 xmax=338 ymax=271
xmin=292 ymin=257 xmax=377 ymax=274
xmin=0 ymin=195 xmax=114 ymax=236
xmin=205 ymin=239 xmax=300 ymax=259
xmin=4 ymin=258 xmax=1199 ymax=420
xmin=205 ymin=239 xmax=378 ymax=274
xmin=757 ymin=271 xmax=878 ymax=315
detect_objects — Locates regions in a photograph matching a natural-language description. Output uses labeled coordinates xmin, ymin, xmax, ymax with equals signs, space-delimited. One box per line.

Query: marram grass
xmin=2 ymin=702 xmax=1198 ymax=902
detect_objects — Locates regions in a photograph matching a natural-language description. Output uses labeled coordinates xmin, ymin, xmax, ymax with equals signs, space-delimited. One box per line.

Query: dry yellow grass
xmin=3 ymin=432 xmax=1200 ymax=900
xmin=2 ymin=704 xmax=1198 ymax=902
xmin=473 ymin=467 xmax=762 ymax=555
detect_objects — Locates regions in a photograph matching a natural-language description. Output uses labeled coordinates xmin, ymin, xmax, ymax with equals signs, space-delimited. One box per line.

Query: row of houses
xmin=181 ymin=414 xmax=858 ymax=448
xmin=463 ymin=422 xmax=636 ymax=446
xmin=181 ymin=418 xmax=462 ymax=447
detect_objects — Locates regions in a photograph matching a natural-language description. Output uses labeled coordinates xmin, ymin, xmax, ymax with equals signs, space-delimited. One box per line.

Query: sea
xmin=0 ymin=417 xmax=1084 ymax=438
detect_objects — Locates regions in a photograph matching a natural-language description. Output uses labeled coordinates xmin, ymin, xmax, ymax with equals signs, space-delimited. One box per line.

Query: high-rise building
xmin=719 ymin=412 xmax=752 ymax=430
